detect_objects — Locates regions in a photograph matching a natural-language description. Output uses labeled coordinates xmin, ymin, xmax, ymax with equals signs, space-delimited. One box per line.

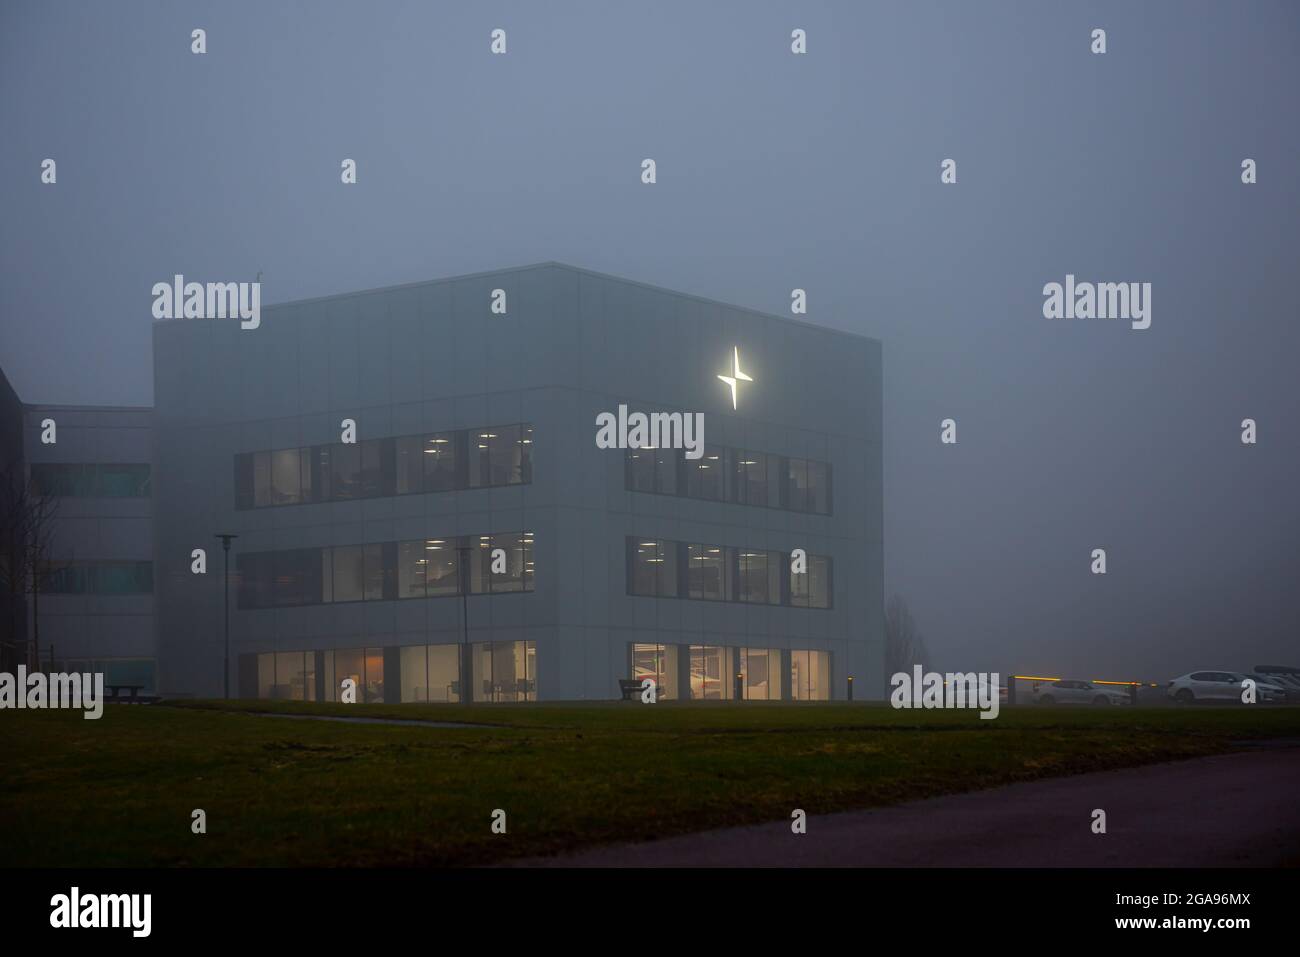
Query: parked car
xmin=1243 ymin=672 xmax=1300 ymax=704
xmin=1167 ymin=671 xmax=1288 ymax=704
xmin=1252 ymin=666 xmax=1300 ymax=703
xmin=1033 ymin=679 xmax=1130 ymax=706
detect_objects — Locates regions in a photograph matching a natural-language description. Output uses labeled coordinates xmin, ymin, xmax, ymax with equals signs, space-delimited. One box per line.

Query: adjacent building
xmin=21 ymin=405 xmax=156 ymax=689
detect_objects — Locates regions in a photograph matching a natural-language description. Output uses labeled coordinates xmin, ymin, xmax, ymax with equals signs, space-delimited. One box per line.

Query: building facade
xmin=13 ymin=263 xmax=883 ymax=703
xmin=20 ymin=404 xmax=156 ymax=689
xmin=1 ymin=366 xmax=27 ymax=673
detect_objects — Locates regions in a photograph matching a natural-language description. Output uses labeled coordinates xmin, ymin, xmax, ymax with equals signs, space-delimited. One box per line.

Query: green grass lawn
xmin=3 ymin=700 xmax=1298 ymax=867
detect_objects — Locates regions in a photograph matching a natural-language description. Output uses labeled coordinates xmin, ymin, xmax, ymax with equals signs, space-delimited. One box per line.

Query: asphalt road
xmin=520 ymin=745 xmax=1300 ymax=867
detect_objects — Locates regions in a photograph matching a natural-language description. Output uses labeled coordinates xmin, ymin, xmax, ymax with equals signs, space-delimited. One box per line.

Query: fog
xmin=3 ymin=0 xmax=1297 ymax=680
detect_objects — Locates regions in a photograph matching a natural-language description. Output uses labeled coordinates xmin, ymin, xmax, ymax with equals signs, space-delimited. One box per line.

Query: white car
xmin=1251 ymin=669 xmax=1300 ymax=703
xmin=1167 ymin=671 xmax=1287 ymax=704
xmin=1033 ymin=679 xmax=1131 ymax=706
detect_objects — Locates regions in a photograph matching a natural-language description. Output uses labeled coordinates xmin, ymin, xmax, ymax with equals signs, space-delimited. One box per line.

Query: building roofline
xmin=25 ymin=403 xmax=153 ymax=413
xmin=247 ymin=261 xmax=880 ymax=345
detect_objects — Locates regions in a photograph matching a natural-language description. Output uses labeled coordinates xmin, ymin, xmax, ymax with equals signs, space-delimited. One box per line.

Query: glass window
xmin=517 ymin=425 xmax=534 ymax=484
xmin=629 ymin=539 xmax=659 ymax=596
xmin=741 ymin=648 xmax=776 ymax=700
xmin=329 ymin=443 xmax=361 ymax=500
xmin=362 ymin=543 xmax=386 ymax=601
xmin=628 ymin=539 xmax=676 ymax=597
xmin=489 ymin=532 xmax=528 ymax=593
xmin=30 ymin=464 xmax=73 ymax=497
xmin=766 ymin=455 xmax=783 ymax=508
xmin=363 ymin=647 xmax=385 ymax=703
xmin=423 ymin=539 xmax=459 ymax=596
xmin=690 ymin=645 xmax=731 ymax=700
xmin=274 ymin=549 xmax=320 ymax=606
xmin=468 ymin=430 xmax=492 ymax=487
xmin=687 ymin=544 xmax=726 ymax=601
xmin=312 ymin=446 xmax=332 ymax=501
xmin=236 ymin=423 xmax=533 ymax=508
xmin=626 ymin=449 xmax=656 ymax=492
xmin=319 ymin=548 xmax=332 ymax=603
xmin=626 ymin=445 xmax=678 ymax=495
xmin=686 ymin=445 xmax=726 ymax=500
xmin=808 ymin=554 xmax=831 ymax=609
xmin=44 ymin=564 xmax=87 ymax=594
xmin=791 ymin=553 xmax=832 ymax=608
xmin=97 ymin=464 xmax=151 ymax=497
xmin=807 ymin=460 xmax=831 ymax=514
xmin=468 ymin=536 xmax=492 ymax=595
xmin=238 ymin=552 xmax=274 ymax=609
xmin=632 ymin=643 xmax=677 ymax=701
xmin=790 ymin=552 xmax=808 ymax=607
xmin=270 ymin=449 xmax=301 ymax=505
xmin=791 ymin=650 xmax=807 ymax=701
xmin=273 ymin=651 xmax=310 ymax=701
xmin=331 ymin=648 xmax=364 ymax=701
xmin=469 ymin=425 xmax=523 ymax=488
xmin=359 ymin=440 xmax=384 ymax=498
xmin=91 ymin=562 xmax=153 ymax=595
xmin=656 ymin=540 xmax=678 ymax=597
xmin=257 ymin=653 xmax=275 ymax=699
xmin=734 ymin=451 xmax=767 ymax=506
xmin=302 ymin=652 xmax=317 ymax=701
xmin=429 ymin=645 xmax=461 ymax=703
xmin=471 ymin=640 xmax=535 ymax=702
xmin=253 ymin=451 xmax=272 ymax=507
xmin=787 ymin=458 xmax=810 ymax=512
xmin=332 ymin=545 xmax=364 ymax=603
xmin=395 ymin=436 xmax=424 ymax=495
xmin=422 ymin=433 xmax=457 ymax=491
xmin=397 ymin=540 xmax=427 ymax=599
xmin=399 ymin=645 xmax=428 ymax=702
xmin=92 ymin=660 xmax=154 ymax=691
xmin=654 ymin=448 xmax=677 ymax=494
xmin=31 ymin=464 xmax=148 ymax=498
xmin=738 ymin=550 xmax=774 ymax=604
xmin=791 ymin=650 xmax=831 ymax=701
xmin=494 ymin=640 xmax=530 ymax=702
xmin=299 ymin=448 xmax=313 ymax=502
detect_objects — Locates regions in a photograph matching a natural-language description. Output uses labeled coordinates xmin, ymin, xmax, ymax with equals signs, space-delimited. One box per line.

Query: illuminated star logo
xmin=717 ymin=347 xmax=753 ymax=410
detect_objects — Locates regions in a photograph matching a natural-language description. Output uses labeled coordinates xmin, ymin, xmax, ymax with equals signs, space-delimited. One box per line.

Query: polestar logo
xmin=717 ymin=347 xmax=753 ymax=410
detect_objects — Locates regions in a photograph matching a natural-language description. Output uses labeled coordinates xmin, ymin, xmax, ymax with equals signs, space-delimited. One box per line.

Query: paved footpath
xmin=518 ymin=746 xmax=1300 ymax=867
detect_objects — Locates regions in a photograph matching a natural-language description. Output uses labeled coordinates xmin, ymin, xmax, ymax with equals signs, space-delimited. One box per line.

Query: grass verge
xmin=3 ymin=700 xmax=1297 ymax=866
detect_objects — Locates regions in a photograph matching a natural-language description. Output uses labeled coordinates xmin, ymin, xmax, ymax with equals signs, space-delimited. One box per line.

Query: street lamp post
xmin=215 ymin=534 xmax=238 ymax=699
xmin=459 ymin=544 xmax=471 ymax=705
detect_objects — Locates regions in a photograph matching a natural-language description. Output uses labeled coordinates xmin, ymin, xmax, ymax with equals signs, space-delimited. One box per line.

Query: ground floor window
xmin=471 ymin=640 xmax=536 ymax=702
xmin=246 ymin=642 xmax=537 ymax=703
xmin=690 ymin=645 xmax=733 ymax=700
xmin=398 ymin=644 xmax=461 ymax=703
xmin=739 ymin=647 xmax=778 ymax=700
xmin=632 ymin=643 xmax=678 ymax=700
xmin=790 ymin=649 xmax=831 ymax=701
xmin=322 ymin=647 xmax=386 ymax=703
xmin=627 ymin=643 xmax=833 ymax=701
xmin=58 ymin=657 xmax=156 ymax=694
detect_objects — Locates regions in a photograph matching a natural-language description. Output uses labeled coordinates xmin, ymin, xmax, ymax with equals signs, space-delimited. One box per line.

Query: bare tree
xmin=0 ymin=465 xmax=24 ymax=672
xmin=0 ymin=463 xmax=69 ymax=670
xmin=884 ymin=593 xmax=930 ymax=677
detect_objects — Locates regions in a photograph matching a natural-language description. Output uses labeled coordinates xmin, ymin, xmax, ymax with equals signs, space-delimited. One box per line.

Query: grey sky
xmin=2 ymin=0 xmax=1297 ymax=680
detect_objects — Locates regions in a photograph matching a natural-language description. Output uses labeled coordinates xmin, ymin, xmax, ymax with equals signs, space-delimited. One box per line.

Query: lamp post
xmin=459 ymin=544 xmax=471 ymax=705
xmin=215 ymin=533 xmax=238 ymax=699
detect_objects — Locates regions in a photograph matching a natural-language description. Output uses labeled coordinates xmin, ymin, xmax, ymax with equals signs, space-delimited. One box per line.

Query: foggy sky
xmin=2 ymin=0 xmax=1297 ymax=680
